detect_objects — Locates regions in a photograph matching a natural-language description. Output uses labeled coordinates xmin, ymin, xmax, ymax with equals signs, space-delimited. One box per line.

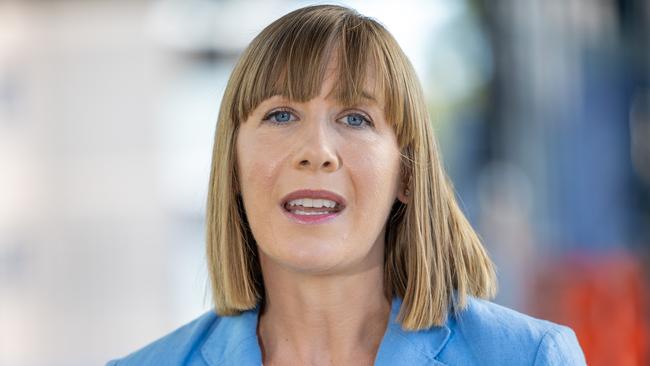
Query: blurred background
xmin=0 ymin=0 xmax=648 ymax=365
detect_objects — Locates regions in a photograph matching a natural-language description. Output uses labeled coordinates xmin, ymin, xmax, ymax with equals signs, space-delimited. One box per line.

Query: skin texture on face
xmin=236 ymin=64 xmax=406 ymax=277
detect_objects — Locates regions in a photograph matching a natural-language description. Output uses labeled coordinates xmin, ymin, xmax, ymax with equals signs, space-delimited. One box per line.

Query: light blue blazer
xmin=107 ymin=296 xmax=586 ymax=365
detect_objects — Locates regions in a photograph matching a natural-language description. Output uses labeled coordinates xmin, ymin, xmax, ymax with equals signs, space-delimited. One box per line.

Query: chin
xmin=262 ymin=237 xmax=380 ymax=276
xmin=260 ymin=239 xmax=353 ymax=273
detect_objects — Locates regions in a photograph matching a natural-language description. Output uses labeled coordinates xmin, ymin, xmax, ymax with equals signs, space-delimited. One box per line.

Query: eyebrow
xmin=360 ymin=91 xmax=378 ymax=103
xmin=267 ymin=90 xmax=380 ymax=106
xmin=327 ymin=90 xmax=380 ymax=106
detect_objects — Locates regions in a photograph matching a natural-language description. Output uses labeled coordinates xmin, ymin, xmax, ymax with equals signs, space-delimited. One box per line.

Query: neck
xmin=256 ymin=255 xmax=391 ymax=366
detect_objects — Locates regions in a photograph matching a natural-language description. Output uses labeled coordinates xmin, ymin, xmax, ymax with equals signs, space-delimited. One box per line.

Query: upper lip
xmin=280 ymin=189 xmax=347 ymax=208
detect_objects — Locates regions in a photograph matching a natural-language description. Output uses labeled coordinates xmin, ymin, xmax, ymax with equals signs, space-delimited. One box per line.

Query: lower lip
xmin=281 ymin=206 xmax=343 ymax=224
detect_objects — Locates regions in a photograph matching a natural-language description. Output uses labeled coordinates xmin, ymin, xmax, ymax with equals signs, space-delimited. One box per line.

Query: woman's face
xmin=236 ymin=66 xmax=406 ymax=275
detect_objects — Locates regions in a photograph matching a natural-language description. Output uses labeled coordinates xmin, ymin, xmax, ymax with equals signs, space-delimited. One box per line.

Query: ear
xmin=397 ymin=188 xmax=409 ymax=204
xmin=396 ymin=175 xmax=410 ymax=204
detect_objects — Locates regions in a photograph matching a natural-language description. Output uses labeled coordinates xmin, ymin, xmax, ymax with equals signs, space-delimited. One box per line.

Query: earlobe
xmin=397 ymin=188 xmax=409 ymax=204
xmin=397 ymin=163 xmax=411 ymax=204
xmin=397 ymin=176 xmax=410 ymax=204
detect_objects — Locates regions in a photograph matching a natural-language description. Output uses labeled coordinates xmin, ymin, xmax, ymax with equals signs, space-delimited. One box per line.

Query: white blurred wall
xmin=0 ymin=1 xmax=216 ymax=365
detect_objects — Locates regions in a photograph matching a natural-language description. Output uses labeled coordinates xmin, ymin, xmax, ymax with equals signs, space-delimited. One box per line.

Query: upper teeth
xmin=287 ymin=198 xmax=337 ymax=208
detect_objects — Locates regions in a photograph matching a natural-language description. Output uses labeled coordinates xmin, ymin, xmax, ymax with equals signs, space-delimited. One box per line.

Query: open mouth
xmin=283 ymin=198 xmax=345 ymax=215
xmin=280 ymin=190 xmax=347 ymax=224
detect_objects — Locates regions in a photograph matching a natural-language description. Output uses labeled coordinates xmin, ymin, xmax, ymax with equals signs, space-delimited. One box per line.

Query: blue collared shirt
xmin=107 ymin=296 xmax=586 ymax=365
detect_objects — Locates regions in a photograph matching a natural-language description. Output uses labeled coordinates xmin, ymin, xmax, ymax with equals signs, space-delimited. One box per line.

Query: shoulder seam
xmin=533 ymin=329 xmax=551 ymax=365
xmin=532 ymin=326 xmax=569 ymax=365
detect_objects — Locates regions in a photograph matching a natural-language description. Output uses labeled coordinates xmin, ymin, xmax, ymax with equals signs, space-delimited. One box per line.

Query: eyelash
xmin=261 ymin=108 xmax=374 ymax=128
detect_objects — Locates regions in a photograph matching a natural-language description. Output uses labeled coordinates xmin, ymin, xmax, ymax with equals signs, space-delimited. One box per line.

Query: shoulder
xmin=106 ymin=310 xmax=219 ymax=366
xmin=439 ymin=296 xmax=586 ymax=365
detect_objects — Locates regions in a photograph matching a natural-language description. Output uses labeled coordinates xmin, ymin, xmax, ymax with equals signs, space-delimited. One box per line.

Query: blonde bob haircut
xmin=206 ymin=4 xmax=497 ymax=330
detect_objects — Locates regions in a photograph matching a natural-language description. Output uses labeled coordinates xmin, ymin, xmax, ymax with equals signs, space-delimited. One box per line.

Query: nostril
xmin=300 ymin=160 xmax=309 ymax=166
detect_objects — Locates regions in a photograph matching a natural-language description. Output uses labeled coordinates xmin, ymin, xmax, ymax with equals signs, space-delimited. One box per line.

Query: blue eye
xmin=262 ymin=109 xmax=296 ymax=124
xmin=261 ymin=108 xmax=373 ymax=128
xmin=341 ymin=113 xmax=372 ymax=128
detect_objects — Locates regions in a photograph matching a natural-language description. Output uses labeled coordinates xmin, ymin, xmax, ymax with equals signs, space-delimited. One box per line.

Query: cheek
xmin=343 ymin=139 xmax=401 ymax=212
xmin=237 ymin=135 xmax=284 ymax=199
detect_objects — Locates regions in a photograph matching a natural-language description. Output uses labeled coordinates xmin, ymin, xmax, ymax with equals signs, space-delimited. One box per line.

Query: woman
xmin=108 ymin=4 xmax=586 ymax=365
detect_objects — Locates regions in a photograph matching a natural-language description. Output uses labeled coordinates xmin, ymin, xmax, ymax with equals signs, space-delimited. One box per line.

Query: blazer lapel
xmin=201 ymin=306 xmax=262 ymax=366
xmin=374 ymin=298 xmax=451 ymax=366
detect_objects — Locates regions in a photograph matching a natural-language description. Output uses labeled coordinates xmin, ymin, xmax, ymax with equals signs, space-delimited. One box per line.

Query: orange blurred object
xmin=529 ymin=251 xmax=649 ymax=365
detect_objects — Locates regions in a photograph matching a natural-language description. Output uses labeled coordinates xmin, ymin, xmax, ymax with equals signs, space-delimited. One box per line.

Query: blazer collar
xmin=201 ymin=305 xmax=262 ymax=366
xmin=374 ymin=297 xmax=451 ymax=365
xmin=201 ymin=297 xmax=452 ymax=366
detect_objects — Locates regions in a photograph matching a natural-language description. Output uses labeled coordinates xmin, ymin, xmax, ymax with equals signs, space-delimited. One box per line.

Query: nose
xmin=292 ymin=119 xmax=340 ymax=172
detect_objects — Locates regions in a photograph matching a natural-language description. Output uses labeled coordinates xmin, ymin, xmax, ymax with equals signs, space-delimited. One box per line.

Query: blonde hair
xmin=206 ymin=4 xmax=496 ymax=330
